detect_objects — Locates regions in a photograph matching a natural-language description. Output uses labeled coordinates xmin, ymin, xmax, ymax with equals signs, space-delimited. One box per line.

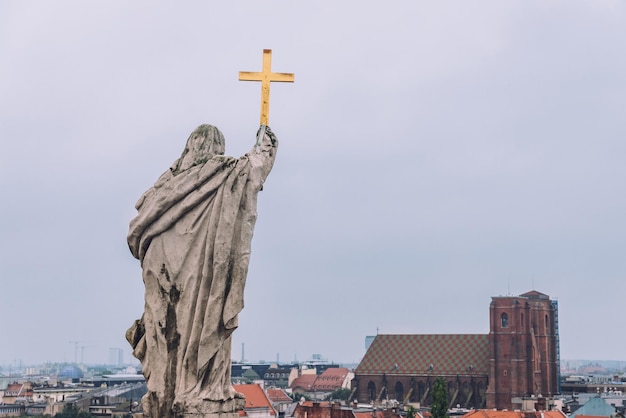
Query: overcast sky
xmin=1 ymin=1 xmax=625 ymax=368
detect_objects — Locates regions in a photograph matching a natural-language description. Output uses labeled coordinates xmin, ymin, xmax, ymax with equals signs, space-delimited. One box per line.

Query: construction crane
xmin=68 ymin=341 xmax=80 ymax=364
xmin=80 ymin=345 xmax=95 ymax=364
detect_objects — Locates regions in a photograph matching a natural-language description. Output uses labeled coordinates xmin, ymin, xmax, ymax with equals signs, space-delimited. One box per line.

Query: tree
xmin=406 ymin=405 xmax=417 ymax=418
xmin=324 ymin=388 xmax=352 ymax=401
xmin=431 ymin=378 xmax=448 ymax=418
xmin=290 ymin=391 xmax=312 ymax=401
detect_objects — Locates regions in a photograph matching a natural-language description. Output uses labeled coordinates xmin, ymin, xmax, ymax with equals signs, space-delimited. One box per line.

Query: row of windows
xmin=265 ymin=373 xmax=288 ymax=379
xmin=265 ymin=380 xmax=288 ymax=388
xmin=365 ymin=380 xmax=486 ymax=404
xmin=0 ymin=406 xmax=24 ymax=413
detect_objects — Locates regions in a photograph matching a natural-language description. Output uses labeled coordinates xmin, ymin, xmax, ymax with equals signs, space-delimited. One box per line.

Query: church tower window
xmin=501 ymin=312 xmax=509 ymax=328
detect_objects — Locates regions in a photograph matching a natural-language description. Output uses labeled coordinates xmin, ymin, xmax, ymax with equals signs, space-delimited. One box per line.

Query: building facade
xmin=352 ymin=290 xmax=560 ymax=410
xmin=487 ymin=290 xmax=560 ymax=409
xmin=352 ymin=334 xmax=490 ymax=408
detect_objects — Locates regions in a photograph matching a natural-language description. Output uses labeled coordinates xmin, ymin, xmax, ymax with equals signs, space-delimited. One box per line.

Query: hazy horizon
xmin=2 ymin=2 xmax=625 ymax=366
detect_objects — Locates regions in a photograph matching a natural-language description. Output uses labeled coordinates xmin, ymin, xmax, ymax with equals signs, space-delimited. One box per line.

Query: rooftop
xmin=356 ymin=334 xmax=490 ymax=376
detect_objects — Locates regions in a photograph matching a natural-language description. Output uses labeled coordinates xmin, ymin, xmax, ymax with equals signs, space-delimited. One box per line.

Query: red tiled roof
xmin=291 ymin=374 xmax=318 ymax=391
xmin=311 ymin=368 xmax=349 ymax=391
xmin=300 ymin=401 xmax=330 ymax=407
xmin=462 ymin=410 xmax=566 ymax=418
xmin=233 ymin=384 xmax=276 ymax=416
xmin=291 ymin=369 xmax=350 ymax=392
xmin=354 ymin=411 xmax=402 ymax=418
xmin=4 ymin=383 xmax=28 ymax=396
xmin=355 ymin=334 xmax=490 ymax=375
xmin=320 ymin=368 xmax=349 ymax=378
xmin=266 ymin=388 xmax=292 ymax=403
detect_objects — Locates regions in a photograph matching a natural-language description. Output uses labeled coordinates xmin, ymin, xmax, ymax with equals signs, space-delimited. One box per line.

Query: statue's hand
xmin=264 ymin=126 xmax=278 ymax=146
xmin=252 ymin=126 xmax=278 ymax=155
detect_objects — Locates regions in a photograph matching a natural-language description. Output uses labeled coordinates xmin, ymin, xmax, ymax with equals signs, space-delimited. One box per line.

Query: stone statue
xmin=126 ymin=124 xmax=278 ymax=417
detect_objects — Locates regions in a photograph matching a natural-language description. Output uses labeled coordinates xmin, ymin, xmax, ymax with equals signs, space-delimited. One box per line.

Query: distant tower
xmin=365 ymin=336 xmax=376 ymax=351
xmin=486 ymin=290 xmax=559 ymax=409
xmin=109 ymin=347 xmax=124 ymax=367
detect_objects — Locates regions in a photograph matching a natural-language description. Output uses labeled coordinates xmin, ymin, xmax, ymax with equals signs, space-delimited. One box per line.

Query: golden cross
xmin=239 ymin=49 xmax=294 ymax=126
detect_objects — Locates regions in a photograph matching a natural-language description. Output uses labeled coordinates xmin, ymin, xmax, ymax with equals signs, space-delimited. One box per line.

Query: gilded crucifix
xmin=239 ymin=49 xmax=295 ymax=127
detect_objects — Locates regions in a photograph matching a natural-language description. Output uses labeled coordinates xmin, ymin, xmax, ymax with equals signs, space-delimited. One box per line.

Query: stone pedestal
xmin=175 ymin=397 xmax=246 ymax=417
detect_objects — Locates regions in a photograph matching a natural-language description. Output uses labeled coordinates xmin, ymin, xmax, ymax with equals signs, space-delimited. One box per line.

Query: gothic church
xmin=352 ymin=290 xmax=560 ymax=410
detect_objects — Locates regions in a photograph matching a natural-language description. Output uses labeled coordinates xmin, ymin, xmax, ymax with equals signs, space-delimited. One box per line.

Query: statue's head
xmin=171 ymin=124 xmax=225 ymax=174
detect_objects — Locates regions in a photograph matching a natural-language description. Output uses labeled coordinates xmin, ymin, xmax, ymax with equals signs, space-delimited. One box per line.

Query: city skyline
xmin=2 ymin=354 xmax=626 ymax=371
xmin=2 ymin=2 xmax=625 ymax=365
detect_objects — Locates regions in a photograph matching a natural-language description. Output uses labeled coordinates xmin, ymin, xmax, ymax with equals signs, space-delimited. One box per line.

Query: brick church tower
xmin=486 ymin=290 xmax=560 ymax=409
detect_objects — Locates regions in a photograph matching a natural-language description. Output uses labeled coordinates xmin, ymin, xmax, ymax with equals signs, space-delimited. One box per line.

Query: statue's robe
xmin=126 ymin=131 xmax=276 ymax=416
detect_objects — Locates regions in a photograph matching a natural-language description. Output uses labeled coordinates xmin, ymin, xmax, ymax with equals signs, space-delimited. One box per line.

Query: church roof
xmin=355 ymin=334 xmax=490 ymax=376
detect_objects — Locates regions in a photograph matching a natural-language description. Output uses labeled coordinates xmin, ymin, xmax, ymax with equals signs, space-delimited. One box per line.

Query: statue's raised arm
xmin=247 ymin=125 xmax=278 ymax=185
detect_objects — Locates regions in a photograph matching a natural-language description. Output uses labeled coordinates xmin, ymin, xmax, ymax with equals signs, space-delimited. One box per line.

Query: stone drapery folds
xmin=126 ymin=124 xmax=277 ymax=417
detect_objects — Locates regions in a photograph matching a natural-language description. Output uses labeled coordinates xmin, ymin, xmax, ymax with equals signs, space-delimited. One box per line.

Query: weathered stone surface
xmin=126 ymin=124 xmax=278 ymax=418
